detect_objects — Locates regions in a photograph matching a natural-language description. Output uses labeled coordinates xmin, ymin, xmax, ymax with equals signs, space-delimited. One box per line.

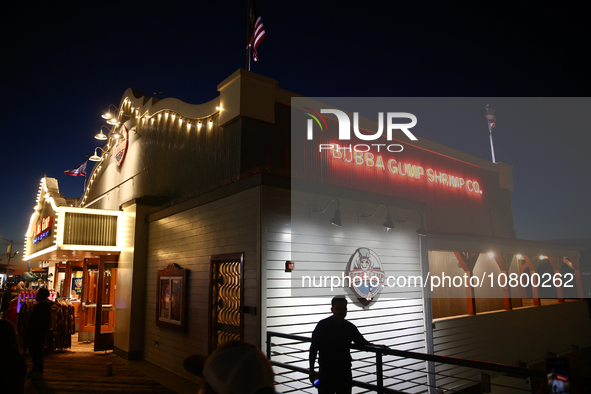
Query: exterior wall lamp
xmin=102 ymin=104 xmax=124 ymax=125
xmin=311 ymin=198 xmax=342 ymax=227
xmin=396 ymin=211 xmax=427 ymax=236
xmin=89 ymin=147 xmax=108 ymax=162
xmin=359 ymin=203 xmax=394 ymax=231
xmin=94 ymin=125 xmax=118 ymax=141
xmin=101 ymin=104 xmax=119 ymax=120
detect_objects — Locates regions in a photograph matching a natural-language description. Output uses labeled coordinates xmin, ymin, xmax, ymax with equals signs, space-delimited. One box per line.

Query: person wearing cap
xmin=184 ymin=340 xmax=277 ymax=394
xmin=24 ymin=288 xmax=53 ymax=376
xmin=309 ymin=296 xmax=371 ymax=394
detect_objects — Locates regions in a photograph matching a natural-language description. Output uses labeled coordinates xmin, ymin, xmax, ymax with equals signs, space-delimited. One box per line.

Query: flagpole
xmin=83 ymin=154 xmax=88 ymax=196
xmin=489 ymin=130 xmax=496 ymax=164
xmin=246 ymin=0 xmax=251 ymax=71
xmin=485 ymin=104 xmax=496 ymax=164
xmin=247 ymin=47 xmax=251 ymax=71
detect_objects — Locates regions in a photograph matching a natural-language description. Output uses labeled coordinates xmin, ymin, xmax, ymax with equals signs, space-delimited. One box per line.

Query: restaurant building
xmin=24 ymin=69 xmax=590 ymax=392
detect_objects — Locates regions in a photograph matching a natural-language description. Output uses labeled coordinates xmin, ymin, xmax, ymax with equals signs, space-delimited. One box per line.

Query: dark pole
xmin=246 ymin=1 xmax=251 ymax=70
xmin=1 ymin=239 xmax=16 ymax=278
xmin=83 ymin=154 xmax=88 ymax=196
xmin=246 ymin=0 xmax=256 ymax=71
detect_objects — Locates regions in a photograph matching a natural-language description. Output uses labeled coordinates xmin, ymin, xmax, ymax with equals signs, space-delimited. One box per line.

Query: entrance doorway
xmin=79 ymin=255 xmax=118 ymax=351
xmin=208 ymin=253 xmax=244 ymax=353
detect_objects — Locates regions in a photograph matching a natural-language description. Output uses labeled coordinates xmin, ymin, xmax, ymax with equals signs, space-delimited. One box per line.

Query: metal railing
xmin=266 ymin=331 xmax=545 ymax=394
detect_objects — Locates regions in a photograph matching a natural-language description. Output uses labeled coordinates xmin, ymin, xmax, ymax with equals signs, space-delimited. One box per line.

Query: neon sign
xmin=33 ymin=216 xmax=53 ymax=244
xmin=328 ymin=144 xmax=483 ymax=195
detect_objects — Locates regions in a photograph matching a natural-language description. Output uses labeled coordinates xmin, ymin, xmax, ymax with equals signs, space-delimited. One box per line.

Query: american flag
xmin=247 ymin=0 xmax=266 ymax=61
xmin=64 ymin=159 xmax=88 ymax=177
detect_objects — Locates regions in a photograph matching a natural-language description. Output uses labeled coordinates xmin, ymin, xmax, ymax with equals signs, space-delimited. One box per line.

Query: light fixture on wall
xmin=102 ymin=104 xmax=127 ymax=126
xmin=311 ymin=198 xmax=342 ymax=227
xmin=101 ymin=104 xmax=119 ymax=120
xmin=89 ymin=147 xmax=108 ymax=162
xmin=106 ymin=117 xmax=121 ymax=126
xmin=396 ymin=211 xmax=427 ymax=236
xmin=108 ymin=126 xmax=123 ymax=140
xmin=94 ymin=125 xmax=118 ymax=141
xmin=359 ymin=203 xmax=394 ymax=231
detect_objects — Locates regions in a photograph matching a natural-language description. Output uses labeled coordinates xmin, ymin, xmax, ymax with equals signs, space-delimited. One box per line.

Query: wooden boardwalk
xmin=27 ymin=337 xmax=177 ymax=394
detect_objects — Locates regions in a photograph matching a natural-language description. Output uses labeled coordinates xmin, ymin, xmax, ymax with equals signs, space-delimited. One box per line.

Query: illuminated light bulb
xmin=516 ymin=254 xmax=522 ymax=259
xmin=158 ymin=113 xmax=162 ymax=119
xmin=172 ymin=114 xmax=176 ymax=121
xmin=540 ymin=255 xmax=547 ymax=260
xmin=198 ymin=122 xmax=202 ymax=130
xmin=208 ymin=119 xmax=213 ymax=126
xmin=187 ymin=122 xmax=191 ymax=131
xmin=488 ymin=252 xmax=494 ymax=258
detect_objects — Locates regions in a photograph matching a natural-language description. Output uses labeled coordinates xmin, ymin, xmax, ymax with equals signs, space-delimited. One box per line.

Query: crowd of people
xmin=0 ymin=283 xmax=53 ymax=393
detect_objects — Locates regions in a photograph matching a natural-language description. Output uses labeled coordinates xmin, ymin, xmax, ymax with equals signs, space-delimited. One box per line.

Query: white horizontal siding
xmin=263 ymin=188 xmax=428 ymax=394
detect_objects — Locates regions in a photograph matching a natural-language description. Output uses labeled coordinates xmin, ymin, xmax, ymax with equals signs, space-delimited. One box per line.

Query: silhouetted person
xmin=24 ymin=288 xmax=53 ymax=376
xmin=1 ymin=284 xmax=15 ymax=318
xmin=0 ymin=320 xmax=27 ymax=393
xmin=309 ymin=296 xmax=370 ymax=394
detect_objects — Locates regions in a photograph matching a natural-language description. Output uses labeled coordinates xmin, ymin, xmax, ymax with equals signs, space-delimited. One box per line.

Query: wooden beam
xmin=493 ymin=254 xmax=513 ymax=310
xmin=547 ymin=256 xmax=564 ymax=303
xmin=523 ymin=255 xmax=540 ymax=306
xmin=453 ymin=251 xmax=479 ymax=315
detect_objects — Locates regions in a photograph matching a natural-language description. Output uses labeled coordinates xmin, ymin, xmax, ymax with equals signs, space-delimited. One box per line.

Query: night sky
xmin=2 ymin=1 xmax=590 ymax=273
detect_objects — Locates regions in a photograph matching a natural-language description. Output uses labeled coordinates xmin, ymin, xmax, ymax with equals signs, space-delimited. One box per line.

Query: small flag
xmin=64 ymin=160 xmax=88 ymax=177
xmin=485 ymin=105 xmax=496 ymax=132
xmin=247 ymin=0 xmax=266 ymax=61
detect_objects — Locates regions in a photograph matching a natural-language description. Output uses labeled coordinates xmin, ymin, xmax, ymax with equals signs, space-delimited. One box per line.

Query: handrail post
xmin=266 ymin=331 xmax=272 ymax=360
xmin=376 ymin=349 xmax=383 ymax=393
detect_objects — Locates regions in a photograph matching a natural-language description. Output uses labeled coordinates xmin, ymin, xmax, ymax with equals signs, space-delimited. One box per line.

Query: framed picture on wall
xmin=156 ymin=266 xmax=187 ymax=332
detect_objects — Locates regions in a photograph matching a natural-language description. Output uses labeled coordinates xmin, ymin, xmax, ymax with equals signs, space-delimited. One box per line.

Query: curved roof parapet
xmin=118 ymin=88 xmax=220 ymax=121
